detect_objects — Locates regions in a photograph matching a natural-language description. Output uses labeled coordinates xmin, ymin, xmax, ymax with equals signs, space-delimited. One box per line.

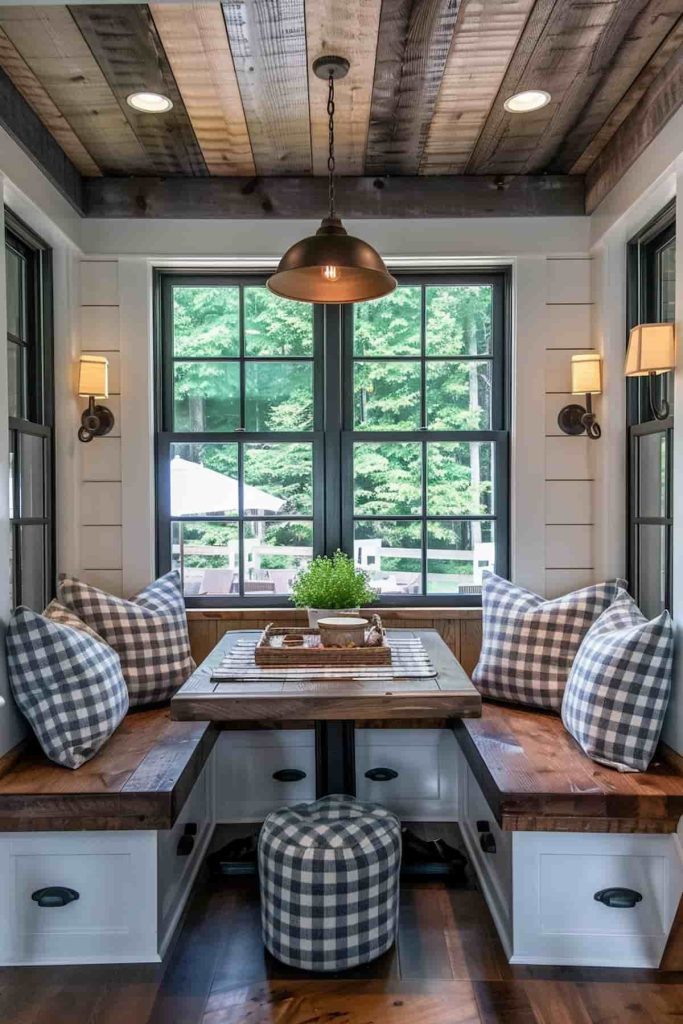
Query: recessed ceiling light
xmin=503 ymin=89 xmax=551 ymax=114
xmin=126 ymin=91 xmax=173 ymax=113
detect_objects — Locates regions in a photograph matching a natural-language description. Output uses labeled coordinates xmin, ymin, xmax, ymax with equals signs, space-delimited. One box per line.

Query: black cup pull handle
xmin=272 ymin=769 xmax=307 ymax=782
xmin=594 ymin=887 xmax=643 ymax=909
xmin=476 ymin=820 xmax=490 ymax=833
xmin=364 ymin=767 xmax=399 ymax=782
xmin=177 ymin=823 xmax=197 ymax=856
xmin=479 ymin=832 xmax=496 ymax=854
xmin=32 ymin=886 xmax=79 ymax=908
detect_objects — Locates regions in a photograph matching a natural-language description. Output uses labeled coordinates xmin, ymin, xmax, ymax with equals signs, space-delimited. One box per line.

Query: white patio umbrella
xmin=170 ymin=456 xmax=284 ymax=516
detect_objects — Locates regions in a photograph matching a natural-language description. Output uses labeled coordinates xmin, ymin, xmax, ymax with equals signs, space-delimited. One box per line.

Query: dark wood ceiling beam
xmin=83 ymin=173 xmax=585 ymax=219
xmin=68 ymin=3 xmax=207 ymax=177
xmin=221 ymin=0 xmax=311 ymax=175
xmin=585 ymin=45 xmax=683 ymax=213
xmin=365 ymin=0 xmax=460 ymax=176
xmin=550 ymin=2 xmax=683 ymax=173
xmin=0 ymin=62 xmax=83 ymax=212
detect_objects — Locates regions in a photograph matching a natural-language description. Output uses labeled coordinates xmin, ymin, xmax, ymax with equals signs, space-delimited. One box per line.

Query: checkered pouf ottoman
xmin=258 ymin=795 xmax=401 ymax=971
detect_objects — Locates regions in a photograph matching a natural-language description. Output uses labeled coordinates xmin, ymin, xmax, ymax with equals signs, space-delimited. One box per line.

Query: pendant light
xmin=267 ymin=56 xmax=396 ymax=304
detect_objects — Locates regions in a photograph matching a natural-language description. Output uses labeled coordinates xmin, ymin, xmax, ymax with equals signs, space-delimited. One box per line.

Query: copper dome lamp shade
xmin=267 ymin=56 xmax=396 ymax=305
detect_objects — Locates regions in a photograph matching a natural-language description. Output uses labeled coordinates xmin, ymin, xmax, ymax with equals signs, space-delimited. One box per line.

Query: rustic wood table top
xmin=171 ymin=628 xmax=481 ymax=723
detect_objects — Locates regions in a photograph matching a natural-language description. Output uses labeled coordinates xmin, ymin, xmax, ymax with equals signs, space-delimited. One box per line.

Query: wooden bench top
xmin=0 ymin=708 xmax=218 ymax=832
xmin=453 ymin=701 xmax=683 ymax=834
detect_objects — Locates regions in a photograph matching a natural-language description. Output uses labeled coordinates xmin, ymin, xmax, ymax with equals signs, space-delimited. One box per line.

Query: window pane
xmin=8 ymin=433 xmax=16 ymax=519
xmin=658 ymin=239 xmax=675 ymax=322
xmin=170 ymin=443 xmax=239 ymax=516
xmin=426 ymin=285 xmax=492 ymax=356
xmin=172 ymin=520 xmax=239 ymax=597
xmin=244 ymin=520 xmax=313 ymax=594
xmin=353 ymin=287 xmax=421 ymax=356
xmin=354 ymin=519 xmax=422 ymax=596
xmin=637 ymin=524 xmax=667 ymax=618
xmin=354 ymin=361 xmax=421 ymax=429
xmin=173 ymin=361 xmax=240 ymax=431
xmin=18 ymin=433 xmax=45 ymax=518
xmin=637 ymin=431 xmax=667 ymax=518
xmin=245 ymin=361 xmax=313 ymax=431
xmin=426 ymin=360 xmax=492 ymax=429
xmin=427 ymin=441 xmax=494 ymax=515
xmin=173 ymin=286 xmax=239 ymax=357
xmin=18 ymin=524 xmax=46 ymax=611
xmin=7 ymin=341 xmax=24 ymax=419
xmin=244 ymin=287 xmax=313 ymax=356
xmin=427 ymin=520 xmax=494 ymax=595
xmin=353 ymin=441 xmax=422 ymax=515
xmin=6 ymin=245 xmax=24 ymax=339
xmin=244 ymin=442 xmax=313 ymax=516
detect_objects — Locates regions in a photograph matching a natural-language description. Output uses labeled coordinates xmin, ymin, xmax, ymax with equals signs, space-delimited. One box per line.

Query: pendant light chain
xmin=327 ymin=72 xmax=336 ymax=220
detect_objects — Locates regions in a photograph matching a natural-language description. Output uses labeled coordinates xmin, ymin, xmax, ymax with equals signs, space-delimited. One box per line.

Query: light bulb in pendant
xmin=322 ymin=265 xmax=339 ymax=281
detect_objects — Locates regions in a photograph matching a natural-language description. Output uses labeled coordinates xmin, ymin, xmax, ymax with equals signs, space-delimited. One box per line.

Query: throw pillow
xmin=6 ymin=607 xmax=128 ymax=769
xmin=561 ymin=589 xmax=672 ymax=772
xmin=44 ymin=598 xmax=105 ymax=643
xmin=472 ymin=572 xmax=624 ymax=710
xmin=58 ymin=571 xmax=194 ymax=706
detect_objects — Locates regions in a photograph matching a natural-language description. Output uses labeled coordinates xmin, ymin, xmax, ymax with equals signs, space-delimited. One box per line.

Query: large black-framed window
xmin=155 ymin=270 xmax=510 ymax=607
xmin=627 ymin=202 xmax=675 ymax=616
xmin=5 ymin=210 xmax=54 ymax=611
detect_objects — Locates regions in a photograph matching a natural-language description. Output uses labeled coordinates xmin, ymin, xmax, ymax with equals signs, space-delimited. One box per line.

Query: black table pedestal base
xmin=315 ymin=720 xmax=356 ymax=797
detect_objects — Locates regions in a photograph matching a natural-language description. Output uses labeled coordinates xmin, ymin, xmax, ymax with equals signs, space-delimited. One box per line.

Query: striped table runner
xmin=211 ymin=636 xmax=437 ymax=683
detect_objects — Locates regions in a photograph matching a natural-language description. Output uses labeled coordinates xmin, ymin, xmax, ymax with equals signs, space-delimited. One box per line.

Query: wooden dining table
xmin=171 ymin=628 xmax=481 ymax=797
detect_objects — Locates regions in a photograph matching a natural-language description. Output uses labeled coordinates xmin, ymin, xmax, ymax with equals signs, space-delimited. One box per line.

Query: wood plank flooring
xmin=0 ymin=825 xmax=681 ymax=1024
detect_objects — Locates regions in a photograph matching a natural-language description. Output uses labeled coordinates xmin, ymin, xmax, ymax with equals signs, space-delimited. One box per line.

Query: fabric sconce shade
xmin=571 ymin=353 xmax=602 ymax=395
xmin=625 ymin=323 xmax=676 ymax=377
xmin=78 ymin=355 xmax=109 ymax=399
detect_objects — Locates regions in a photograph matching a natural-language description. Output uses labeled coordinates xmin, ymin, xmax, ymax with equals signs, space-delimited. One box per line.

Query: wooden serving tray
xmin=254 ymin=621 xmax=391 ymax=667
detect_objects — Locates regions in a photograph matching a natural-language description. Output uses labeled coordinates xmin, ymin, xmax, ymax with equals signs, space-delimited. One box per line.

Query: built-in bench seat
xmin=451 ymin=700 xmax=683 ymax=969
xmin=0 ymin=707 xmax=218 ymax=966
xmin=0 ymin=707 xmax=218 ymax=832
xmin=453 ymin=700 xmax=683 ymax=834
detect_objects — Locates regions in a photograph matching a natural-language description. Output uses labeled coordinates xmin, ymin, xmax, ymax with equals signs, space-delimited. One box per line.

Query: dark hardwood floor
xmin=1 ymin=824 xmax=681 ymax=1024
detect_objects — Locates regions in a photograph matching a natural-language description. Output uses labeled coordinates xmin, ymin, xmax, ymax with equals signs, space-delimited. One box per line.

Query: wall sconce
xmin=625 ymin=323 xmax=676 ymax=420
xmin=557 ymin=353 xmax=603 ymax=440
xmin=77 ymin=355 xmax=115 ymax=443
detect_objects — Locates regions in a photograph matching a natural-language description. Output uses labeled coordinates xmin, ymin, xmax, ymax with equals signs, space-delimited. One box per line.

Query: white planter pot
xmin=307 ymin=608 xmax=360 ymax=629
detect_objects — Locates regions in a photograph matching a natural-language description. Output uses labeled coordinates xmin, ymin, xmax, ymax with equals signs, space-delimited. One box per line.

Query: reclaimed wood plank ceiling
xmin=0 ymin=0 xmax=681 ymax=215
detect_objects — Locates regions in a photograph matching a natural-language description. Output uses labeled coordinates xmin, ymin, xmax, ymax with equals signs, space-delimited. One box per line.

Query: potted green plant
xmin=290 ymin=551 xmax=377 ymax=628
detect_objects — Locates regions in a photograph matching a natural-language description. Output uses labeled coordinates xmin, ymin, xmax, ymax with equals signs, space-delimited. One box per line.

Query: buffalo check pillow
xmin=472 ymin=572 xmax=623 ymax=710
xmin=6 ymin=607 xmax=128 ymax=769
xmin=58 ymin=571 xmax=194 ymax=706
xmin=561 ymin=589 xmax=672 ymax=772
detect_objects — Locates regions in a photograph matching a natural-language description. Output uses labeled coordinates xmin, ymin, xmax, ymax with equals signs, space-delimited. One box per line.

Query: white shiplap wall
xmin=543 ymin=258 xmax=596 ymax=597
xmin=79 ymin=260 xmax=124 ymax=595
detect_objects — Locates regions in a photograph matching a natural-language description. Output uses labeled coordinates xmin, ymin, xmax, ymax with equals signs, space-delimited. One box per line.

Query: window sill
xmin=186 ymin=606 xmax=482 ymax=621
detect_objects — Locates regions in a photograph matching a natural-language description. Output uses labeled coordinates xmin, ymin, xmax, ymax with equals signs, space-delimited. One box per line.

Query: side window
xmin=5 ymin=212 xmax=54 ymax=610
xmin=627 ymin=205 xmax=675 ymax=616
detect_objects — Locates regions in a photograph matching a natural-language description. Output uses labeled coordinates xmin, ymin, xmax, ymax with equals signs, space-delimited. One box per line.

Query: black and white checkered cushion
xmin=472 ymin=572 xmax=623 ymax=710
xmin=561 ymin=589 xmax=673 ymax=772
xmin=6 ymin=607 xmax=128 ymax=769
xmin=58 ymin=571 xmax=194 ymax=706
xmin=258 ymin=795 xmax=401 ymax=971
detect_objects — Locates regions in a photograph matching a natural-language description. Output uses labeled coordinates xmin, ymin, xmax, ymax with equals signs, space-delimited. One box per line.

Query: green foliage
xmin=290 ymin=551 xmax=376 ymax=609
